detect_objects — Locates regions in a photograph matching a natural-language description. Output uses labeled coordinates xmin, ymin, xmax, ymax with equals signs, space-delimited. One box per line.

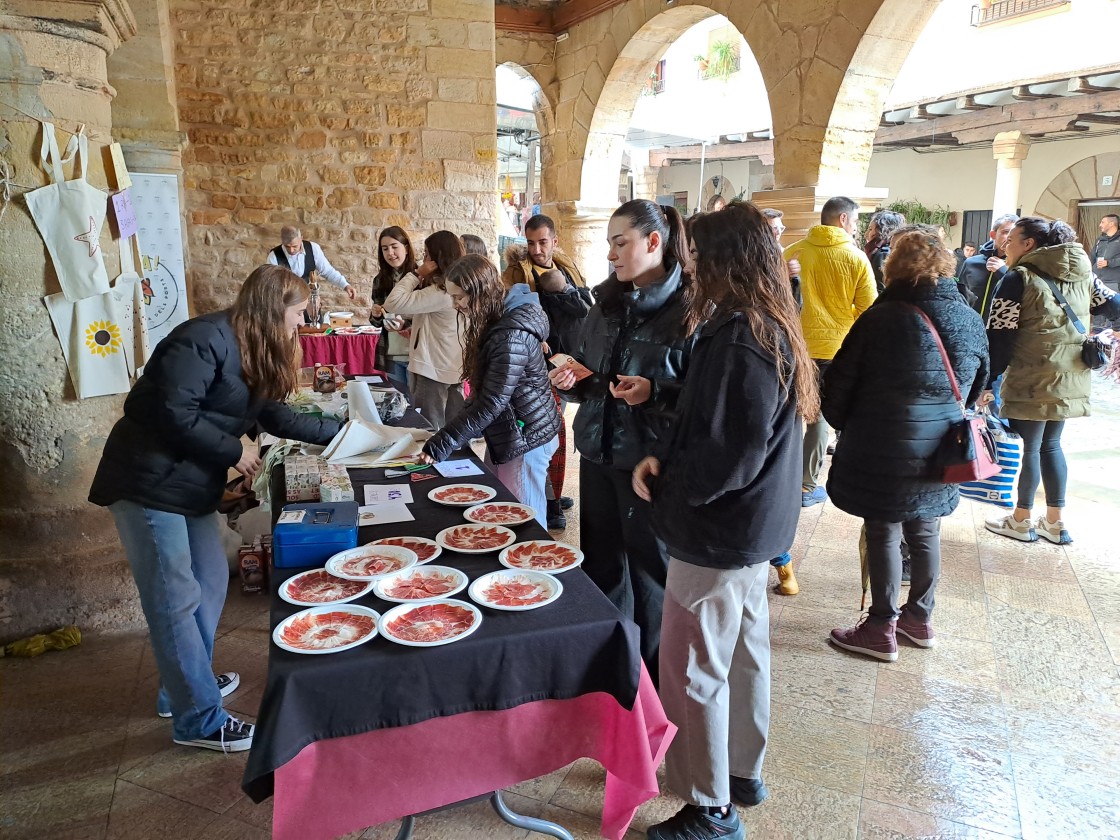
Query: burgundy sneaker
xmin=829 ymin=618 xmax=898 ymax=662
xmin=896 ymin=607 xmax=936 ymax=648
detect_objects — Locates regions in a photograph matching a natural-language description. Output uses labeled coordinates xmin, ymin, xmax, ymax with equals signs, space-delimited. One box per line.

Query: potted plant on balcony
xmin=695 ymin=40 xmax=739 ymax=82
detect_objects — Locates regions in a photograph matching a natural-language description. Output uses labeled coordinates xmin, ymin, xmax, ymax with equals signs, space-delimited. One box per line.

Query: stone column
xmin=992 ymin=130 xmax=1031 ymax=219
xmin=750 ymin=185 xmax=888 ymax=245
xmin=0 ymin=1 xmax=139 ymax=641
xmin=547 ymin=201 xmax=615 ymax=286
xmin=629 ymin=146 xmax=659 ymax=202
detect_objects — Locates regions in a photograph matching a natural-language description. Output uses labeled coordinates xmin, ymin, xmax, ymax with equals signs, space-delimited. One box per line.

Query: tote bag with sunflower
xmin=43 ymin=289 xmax=131 ymax=398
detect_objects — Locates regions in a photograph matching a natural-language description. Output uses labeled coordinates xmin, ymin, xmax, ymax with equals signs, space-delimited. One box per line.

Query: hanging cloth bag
xmin=24 ymin=122 xmax=111 ymax=301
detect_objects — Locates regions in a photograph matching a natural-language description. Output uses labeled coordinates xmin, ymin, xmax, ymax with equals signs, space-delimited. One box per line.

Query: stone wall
xmin=172 ymin=0 xmax=497 ymax=313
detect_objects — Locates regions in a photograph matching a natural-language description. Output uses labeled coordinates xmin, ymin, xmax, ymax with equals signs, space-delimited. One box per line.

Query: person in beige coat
xmin=384 ymin=230 xmax=466 ymax=428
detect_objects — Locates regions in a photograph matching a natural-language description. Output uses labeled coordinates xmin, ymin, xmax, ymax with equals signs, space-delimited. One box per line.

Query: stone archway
xmin=498 ymin=60 xmax=556 ymax=206
xmin=1034 ymin=151 xmax=1120 ymax=220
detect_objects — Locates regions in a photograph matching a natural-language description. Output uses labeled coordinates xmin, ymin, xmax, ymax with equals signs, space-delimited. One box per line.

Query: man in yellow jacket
xmin=783 ymin=196 xmax=876 ymax=506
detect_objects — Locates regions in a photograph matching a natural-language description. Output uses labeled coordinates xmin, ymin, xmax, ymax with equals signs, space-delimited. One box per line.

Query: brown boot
xmin=830 ymin=617 xmax=898 ymax=662
xmin=776 ymin=563 xmax=799 ymax=596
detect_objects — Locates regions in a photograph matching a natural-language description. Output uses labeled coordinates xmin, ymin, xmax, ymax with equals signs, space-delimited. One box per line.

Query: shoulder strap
xmin=302 ymin=240 xmax=315 ymax=280
xmin=903 ymin=304 xmax=964 ymax=407
xmin=1033 ymin=270 xmax=1087 ymax=336
xmin=271 ymin=244 xmax=288 ymax=264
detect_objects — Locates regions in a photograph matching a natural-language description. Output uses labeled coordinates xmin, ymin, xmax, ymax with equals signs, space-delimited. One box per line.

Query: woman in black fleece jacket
xmin=633 ymin=202 xmax=819 ymax=840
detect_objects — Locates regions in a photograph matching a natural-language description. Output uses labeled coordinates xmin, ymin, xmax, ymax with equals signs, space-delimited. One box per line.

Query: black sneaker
xmin=158 ymin=671 xmax=240 ymax=718
xmin=546 ymin=499 xmax=567 ymax=531
xmin=647 ymin=804 xmax=744 ymax=840
xmin=730 ymin=774 xmax=769 ymax=807
xmin=559 ymin=496 xmax=575 ymax=510
xmin=173 ymin=716 xmax=254 ymax=753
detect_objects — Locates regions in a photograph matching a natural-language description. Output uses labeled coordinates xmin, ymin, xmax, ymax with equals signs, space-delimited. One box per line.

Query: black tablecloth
xmin=243 ymin=455 xmax=641 ymax=803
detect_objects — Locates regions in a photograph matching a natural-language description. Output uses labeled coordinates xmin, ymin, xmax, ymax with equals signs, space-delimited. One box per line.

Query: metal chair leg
xmin=490 ymin=791 xmax=574 ymax=840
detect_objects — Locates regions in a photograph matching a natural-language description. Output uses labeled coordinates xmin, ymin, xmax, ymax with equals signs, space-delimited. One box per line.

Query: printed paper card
xmin=363 ymin=484 xmax=414 ymax=506
xmin=434 ymin=459 xmax=485 ymax=478
xmin=357 ymin=502 xmax=415 ymax=526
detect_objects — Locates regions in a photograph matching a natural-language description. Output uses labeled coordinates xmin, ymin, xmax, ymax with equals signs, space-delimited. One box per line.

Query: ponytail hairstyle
xmin=1014 ymin=216 xmax=1077 ymax=249
xmin=444 ymin=255 xmax=505 ymax=388
xmin=230 ymin=265 xmax=308 ymax=401
xmin=373 ymin=226 xmax=418 ymax=300
xmin=422 ymin=230 xmax=466 ymax=290
xmin=690 ymin=201 xmax=819 ymax=421
xmin=611 ymin=199 xmax=699 ymax=335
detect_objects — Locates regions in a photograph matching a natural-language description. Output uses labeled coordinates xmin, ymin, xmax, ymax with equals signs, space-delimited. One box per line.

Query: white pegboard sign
xmin=128 ymin=172 xmax=188 ymax=350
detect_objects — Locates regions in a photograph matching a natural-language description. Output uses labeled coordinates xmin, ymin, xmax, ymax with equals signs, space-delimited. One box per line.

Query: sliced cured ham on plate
xmin=435 ymin=523 xmax=517 ymax=555
xmin=469 ymin=570 xmax=563 ymax=612
xmin=279 ymin=569 xmax=375 ymax=607
xmin=463 ymin=502 xmax=535 ymax=526
xmin=326 ymin=545 xmax=417 ymax=581
xmin=499 ymin=541 xmax=584 ymax=574
xmin=373 ymin=566 xmax=468 ymax=604
xmin=367 ymin=536 xmax=441 ymax=564
xmin=272 ymin=605 xmax=381 ymax=655
xmin=378 ymin=599 xmax=482 ymax=647
xmin=428 ymin=484 xmax=497 ymax=506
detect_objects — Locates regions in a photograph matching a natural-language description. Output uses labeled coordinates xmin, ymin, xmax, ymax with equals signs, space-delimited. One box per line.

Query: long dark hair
xmin=444 ymin=255 xmax=505 ymax=388
xmin=230 ymin=265 xmax=308 ymax=401
xmin=373 ymin=226 xmax=417 ymax=300
xmin=689 ymin=201 xmax=819 ymax=421
xmin=611 ymin=199 xmax=699 ymax=335
xmin=422 ymin=230 xmax=465 ymax=289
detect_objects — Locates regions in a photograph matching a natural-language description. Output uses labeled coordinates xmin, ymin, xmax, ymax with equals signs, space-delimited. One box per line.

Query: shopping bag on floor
xmin=958 ymin=414 xmax=1022 ymax=508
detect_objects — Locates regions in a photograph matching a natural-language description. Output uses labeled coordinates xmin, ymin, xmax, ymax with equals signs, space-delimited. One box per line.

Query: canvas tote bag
xmin=24 ymin=122 xmax=111 ymax=301
xmin=43 ymin=289 xmax=132 ymax=399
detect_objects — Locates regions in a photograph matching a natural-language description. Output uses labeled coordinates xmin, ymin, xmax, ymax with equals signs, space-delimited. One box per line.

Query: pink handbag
xmin=906 ymin=305 xmax=1001 ymax=484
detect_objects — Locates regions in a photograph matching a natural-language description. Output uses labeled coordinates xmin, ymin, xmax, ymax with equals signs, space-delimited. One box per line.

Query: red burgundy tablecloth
xmin=298 ymin=332 xmax=380 ymax=375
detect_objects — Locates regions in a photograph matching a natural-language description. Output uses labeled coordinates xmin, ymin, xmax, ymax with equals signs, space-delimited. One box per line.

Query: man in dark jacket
xmin=1092 ymin=214 xmax=1120 ymax=292
xmin=959 ymin=213 xmax=1018 ymax=324
xmin=954 ymin=241 xmax=977 ymax=276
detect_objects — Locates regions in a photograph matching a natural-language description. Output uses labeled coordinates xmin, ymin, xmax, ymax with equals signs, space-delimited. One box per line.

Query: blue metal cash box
xmin=272 ymin=501 xmax=359 ymax=569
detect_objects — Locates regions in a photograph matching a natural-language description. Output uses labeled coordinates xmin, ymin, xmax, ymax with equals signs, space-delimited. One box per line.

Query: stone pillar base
xmin=750 ymin=185 xmax=888 ymax=245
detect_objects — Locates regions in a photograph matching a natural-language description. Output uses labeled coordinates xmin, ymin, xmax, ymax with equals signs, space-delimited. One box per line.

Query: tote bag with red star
xmin=24 ymin=122 xmax=111 ymax=302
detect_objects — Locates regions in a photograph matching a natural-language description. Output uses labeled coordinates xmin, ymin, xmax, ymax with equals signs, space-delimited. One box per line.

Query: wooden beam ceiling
xmin=496 ymin=0 xmax=628 ymax=35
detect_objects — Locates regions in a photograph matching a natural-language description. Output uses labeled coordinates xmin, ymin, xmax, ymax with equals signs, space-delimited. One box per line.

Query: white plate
xmin=279 ymin=568 xmax=375 ymax=607
xmin=435 ymin=523 xmax=517 ymax=555
xmin=378 ymin=599 xmax=483 ymax=647
xmin=427 ymin=483 xmax=497 ymax=506
xmin=325 ymin=544 xmax=417 ymax=581
xmin=463 ymin=502 xmax=536 ymax=526
xmin=367 ymin=536 xmax=442 ymax=564
xmin=272 ymin=605 xmax=381 ymax=655
xmin=469 ymin=570 xmax=563 ymax=612
xmin=499 ymin=540 xmax=585 ymax=574
xmin=373 ymin=565 xmax=469 ymax=604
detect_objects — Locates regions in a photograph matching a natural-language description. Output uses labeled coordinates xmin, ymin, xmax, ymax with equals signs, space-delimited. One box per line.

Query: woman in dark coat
xmin=549 ymin=199 xmax=700 ymax=684
xmin=89 ymin=265 xmax=341 ymax=752
xmin=824 ymin=227 xmax=989 ymax=662
xmin=420 ymin=255 xmax=561 ymax=527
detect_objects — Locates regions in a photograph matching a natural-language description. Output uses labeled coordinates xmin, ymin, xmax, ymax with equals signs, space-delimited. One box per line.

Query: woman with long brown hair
xmin=89 ymin=265 xmax=341 ymax=753
xmin=824 ymin=226 xmax=988 ymax=661
xmin=633 ymin=202 xmax=816 ymax=840
xmin=370 ymin=226 xmax=418 ymax=387
xmin=418 ymin=255 xmax=560 ymax=525
xmin=549 ymin=198 xmax=700 ymax=685
xmin=384 ymin=230 xmax=466 ymax=427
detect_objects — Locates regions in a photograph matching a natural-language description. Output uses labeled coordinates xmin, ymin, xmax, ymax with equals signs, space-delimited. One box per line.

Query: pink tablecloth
xmin=273 ymin=667 xmax=673 ymax=840
xmin=298 ymin=332 xmax=380 ymax=375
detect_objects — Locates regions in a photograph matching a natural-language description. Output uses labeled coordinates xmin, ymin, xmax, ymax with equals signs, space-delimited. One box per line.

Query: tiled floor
xmin=4 ymin=384 xmax=1119 ymax=840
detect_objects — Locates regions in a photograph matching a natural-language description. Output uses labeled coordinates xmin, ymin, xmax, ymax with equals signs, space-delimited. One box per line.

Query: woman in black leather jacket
xmin=421 ymin=255 xmax=561 ymax=527
xmin=549 ymin=199 xmax=700 ymax=683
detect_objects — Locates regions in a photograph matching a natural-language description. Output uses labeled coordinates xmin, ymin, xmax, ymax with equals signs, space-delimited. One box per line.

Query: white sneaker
xmin=985 ymin=514 xmax=1037 ymax=542
xmin=1035 ymin=517 xmax=1072 ymax=545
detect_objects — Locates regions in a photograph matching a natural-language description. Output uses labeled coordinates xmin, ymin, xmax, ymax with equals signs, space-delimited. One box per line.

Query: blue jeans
xmin=110 ymin=501 xmax=229 ymax=740
xmin=485 ymin=434 xmax=560 ymax=529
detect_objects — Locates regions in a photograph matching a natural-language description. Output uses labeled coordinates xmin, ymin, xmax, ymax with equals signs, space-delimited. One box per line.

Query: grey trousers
xmin=802 ymin=359 xmax=831 ymax=490
xmin=408 ymin=372 xmax=465 ymax=429
xmin=660 ymin=558 xmax=770 ymax=806
xmin=865 ymin=517 xmax=941 ymax=623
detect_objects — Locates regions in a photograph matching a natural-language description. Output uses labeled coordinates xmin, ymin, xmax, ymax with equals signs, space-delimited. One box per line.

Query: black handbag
xmin=1037 ymin=273 xmax=1109 ymax=371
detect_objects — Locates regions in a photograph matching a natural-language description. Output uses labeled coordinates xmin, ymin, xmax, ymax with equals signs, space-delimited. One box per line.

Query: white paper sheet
xmin=363 ymin=484 xmax=414 ymax=505
xmin=357 ymin=502 xmax=415 ymax=526
xmin=435 ymin=459 xmax=485 ymax=478
xmin=347 ymin=382 xmax=383 ymax=425
xmin=322 ymin=420 xmax=428 ymax=466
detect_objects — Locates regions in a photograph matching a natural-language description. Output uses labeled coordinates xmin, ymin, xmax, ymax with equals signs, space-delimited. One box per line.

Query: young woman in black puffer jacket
xmin=824 ymin=227 xmax=989 ymax=663
xmin=549 ymin=199 xmax=701 ymax=684
xmin=421 ymin=255 xmax=561 ymax=528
